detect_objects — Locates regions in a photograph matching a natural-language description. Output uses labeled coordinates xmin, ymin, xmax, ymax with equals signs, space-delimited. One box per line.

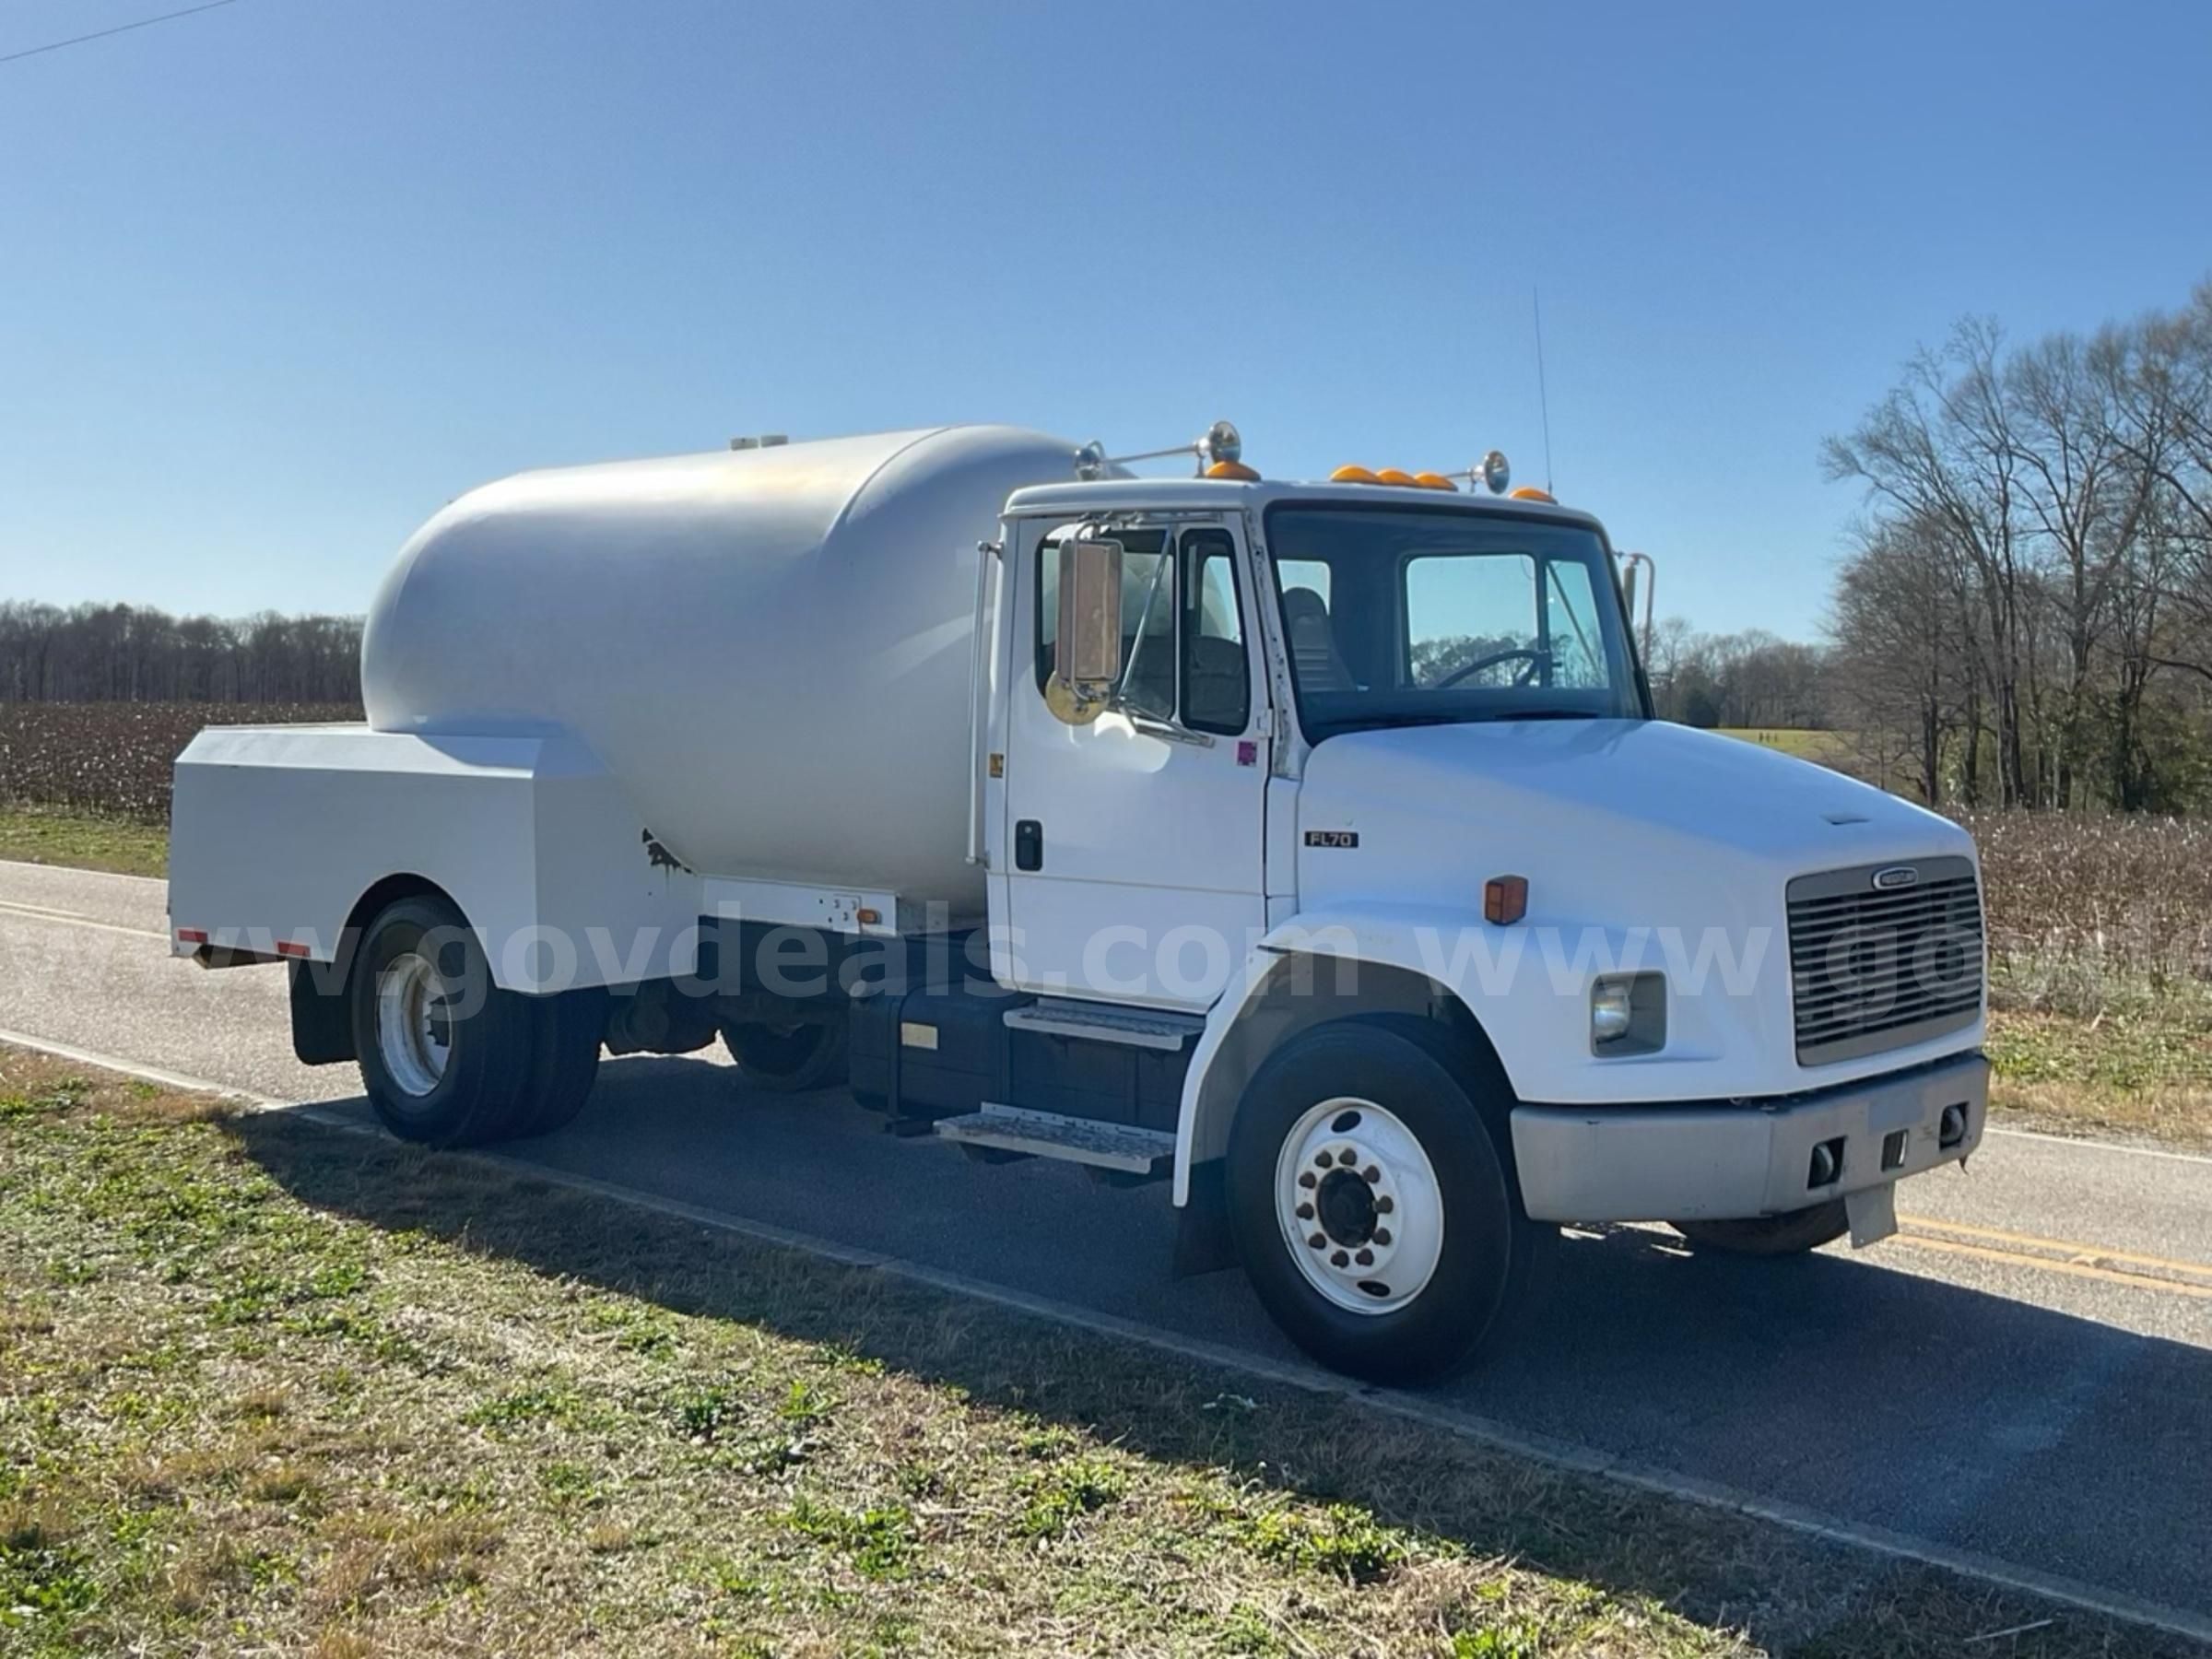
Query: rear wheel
xmin=351 ymin=896 xmax=535 ymax=1147
xmin=512 ymin=986 xmax=608 ymax=1137
xmin=1227 ymin=1016 xmax=1537 ymax=1384
xmin=1672 ymin=1200 xmax=1849 ymax=1257
xmin=720 ymin=1011 xmax=849 ymax=1093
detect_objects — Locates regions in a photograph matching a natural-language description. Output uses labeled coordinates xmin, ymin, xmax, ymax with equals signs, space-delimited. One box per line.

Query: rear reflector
xmin=276 ymin=939 xmax=311 ymax=959
xmin=175 ymin=928 xmax=208 ymax=945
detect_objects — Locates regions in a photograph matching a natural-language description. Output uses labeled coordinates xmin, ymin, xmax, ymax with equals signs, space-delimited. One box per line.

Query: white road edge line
xmin=2 ymin=1023 xmax=2209 ymax=1648
xmin=0 ymin=856 xmax=168 ymax=888
xmin=1983 ymin=1124 xmax=2212 ymax=1168
xmin=0 ymin=901 xmax=169 ymax=942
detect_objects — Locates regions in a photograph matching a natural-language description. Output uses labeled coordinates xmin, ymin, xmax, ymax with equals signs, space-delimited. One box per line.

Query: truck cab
xmin=924 ymin=457 xmax=1985 ymax=1376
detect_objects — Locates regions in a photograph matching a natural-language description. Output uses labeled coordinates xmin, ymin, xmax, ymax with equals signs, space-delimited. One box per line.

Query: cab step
xmin=932 ymin=1102 xmax=1176 ymax=1174
xmin=1003 ymin=998 xmax=1206 ymax=1052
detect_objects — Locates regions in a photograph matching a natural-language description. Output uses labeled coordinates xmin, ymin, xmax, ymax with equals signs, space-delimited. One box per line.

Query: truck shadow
xmin=225 ymin=1056 xmax=2212 ymax=1652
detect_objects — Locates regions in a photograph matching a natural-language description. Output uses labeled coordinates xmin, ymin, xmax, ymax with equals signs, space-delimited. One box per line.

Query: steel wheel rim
xmin=375 ymin=949 xmax=452 ymax=1099
xmin=1274 ymin=1095 xmax=1442 ymax=1315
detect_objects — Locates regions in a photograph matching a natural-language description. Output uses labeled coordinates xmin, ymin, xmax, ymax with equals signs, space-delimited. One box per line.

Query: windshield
xmin=1265 ymin=504 xmax=1642 ymax=741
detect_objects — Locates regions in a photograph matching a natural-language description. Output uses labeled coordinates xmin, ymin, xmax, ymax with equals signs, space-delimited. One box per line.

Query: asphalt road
xmin=5 ymin=859 xmax=2210 ymax=1628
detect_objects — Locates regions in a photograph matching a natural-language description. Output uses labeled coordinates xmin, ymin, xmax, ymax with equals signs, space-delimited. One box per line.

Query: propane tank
xmin=361 ymin=425 xmax=1080 ymax=912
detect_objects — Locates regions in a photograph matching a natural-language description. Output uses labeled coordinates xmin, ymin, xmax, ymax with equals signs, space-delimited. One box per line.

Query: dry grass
xmin=1962 ymin=808 xmax=2212 ymax=996
xmin=1 ymin=1049 xmax=2193 ymax=1658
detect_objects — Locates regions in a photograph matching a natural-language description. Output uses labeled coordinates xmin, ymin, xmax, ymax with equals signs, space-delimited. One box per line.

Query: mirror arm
xmin=1126 ymin=713 xmax=1217 ymax=748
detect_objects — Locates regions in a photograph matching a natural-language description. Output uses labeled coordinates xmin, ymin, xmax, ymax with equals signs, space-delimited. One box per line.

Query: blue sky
xmin=3 ymin=0 xmax=2208 ymax=640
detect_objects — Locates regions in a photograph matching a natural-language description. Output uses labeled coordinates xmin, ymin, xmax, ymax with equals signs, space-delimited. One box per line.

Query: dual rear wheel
xmin=352 ymin=896 xmax=605 ymax=1147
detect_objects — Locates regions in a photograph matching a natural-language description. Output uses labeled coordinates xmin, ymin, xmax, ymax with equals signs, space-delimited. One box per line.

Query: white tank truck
xmin=170 ymin=422 xmax=1989 ymax=1380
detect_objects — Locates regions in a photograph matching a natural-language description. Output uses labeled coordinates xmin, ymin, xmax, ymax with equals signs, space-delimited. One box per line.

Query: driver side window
xmin=1180 ymin=529 xmax=1249 ymax=735
xmin=1034 ymin=526 xmax=1250 ymax=734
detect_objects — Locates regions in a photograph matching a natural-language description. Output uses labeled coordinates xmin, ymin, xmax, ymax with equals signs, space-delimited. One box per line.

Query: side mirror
xmin=1048 ymin=538 xmax=1124 ymax=725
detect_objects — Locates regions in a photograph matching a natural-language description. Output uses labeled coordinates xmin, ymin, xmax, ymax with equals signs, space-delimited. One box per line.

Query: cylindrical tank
xmin=361 ymin=425 xmax=1083 ymax=912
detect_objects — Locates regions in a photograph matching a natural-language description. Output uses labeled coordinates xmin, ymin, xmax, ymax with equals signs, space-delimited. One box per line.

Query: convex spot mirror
xmin=1047 ymin=538 xmax=1124 ymax=726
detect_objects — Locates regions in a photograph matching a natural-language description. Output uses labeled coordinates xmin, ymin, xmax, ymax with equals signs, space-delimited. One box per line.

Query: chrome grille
xmin=1787 ymin=856 xmax=1983 ymax=1066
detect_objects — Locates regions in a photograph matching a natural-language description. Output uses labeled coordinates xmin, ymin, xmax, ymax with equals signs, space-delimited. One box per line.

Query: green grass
xmin=0 ymin=804 xmax=168 ymax=879
xmin=1986 ymin=994 xmax=2212 ymax=1149
xmin=3 ymin=1049 xmax=2193 ymax=1658
xmin=1715 ymin=726 xmax=1854 ymax=761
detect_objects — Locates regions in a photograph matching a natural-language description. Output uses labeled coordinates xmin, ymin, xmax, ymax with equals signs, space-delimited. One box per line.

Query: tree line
xmin=0 ymin=601 xmax=363 ymax=707
xmin=1821 ymin=279 xmax=2212 ymax=811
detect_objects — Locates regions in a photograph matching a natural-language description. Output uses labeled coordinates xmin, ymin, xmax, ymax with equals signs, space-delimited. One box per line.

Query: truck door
xmin=1001 ymin=520 xmax=1269 ymax=1009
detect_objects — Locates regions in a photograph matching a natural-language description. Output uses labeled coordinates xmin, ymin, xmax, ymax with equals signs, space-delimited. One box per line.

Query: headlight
xmin=1591 ymin=972 xmax=1666 ymax=1055
xmin=1591 ymin=980 xmax=1634 ymax=1043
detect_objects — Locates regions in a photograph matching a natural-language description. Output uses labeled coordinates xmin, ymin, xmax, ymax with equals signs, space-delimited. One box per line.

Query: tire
xmin=512 ymin=985 xmax=608 ymax=1137
xmin=350 ymin=895 xmax=535 ymax=1147
xmin=1227 ymin=1015 xmax=1537 ymax=1384
xmin=1672 ymin=1200 xmax=1849 ymax=1257
xmin=720 ymin=1011 xmax=849 ymax=1093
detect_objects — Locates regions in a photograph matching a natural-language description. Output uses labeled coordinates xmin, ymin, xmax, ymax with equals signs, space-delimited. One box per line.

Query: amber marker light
xmin=1484 ymin=875 xmax=1528 ymax=925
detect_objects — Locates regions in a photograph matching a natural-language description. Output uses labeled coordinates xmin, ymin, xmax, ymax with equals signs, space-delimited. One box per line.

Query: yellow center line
xmin=1899 ymin=1213 xmax=2212 ymax=1284
xmin=1891 ymin=1232 xmax=2212 ymax=1300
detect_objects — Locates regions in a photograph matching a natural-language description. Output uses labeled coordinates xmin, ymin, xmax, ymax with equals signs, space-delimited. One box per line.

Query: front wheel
xmin=1227 ymin=1017 xmax=1537 ymax=1384
xmin=1672 ymin=1200 xmax=1849 ymax=1257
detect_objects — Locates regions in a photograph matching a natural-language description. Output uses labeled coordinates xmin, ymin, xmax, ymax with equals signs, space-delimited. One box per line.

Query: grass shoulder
xmin=0 ymin=1046 xmax=2195 ymax=1658
xmin=0 ymin=804 xmax=168 ymax=879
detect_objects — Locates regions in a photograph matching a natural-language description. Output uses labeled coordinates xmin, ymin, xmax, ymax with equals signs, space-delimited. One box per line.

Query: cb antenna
xmin=1533 ymin=287 xmax=1555 ymax=496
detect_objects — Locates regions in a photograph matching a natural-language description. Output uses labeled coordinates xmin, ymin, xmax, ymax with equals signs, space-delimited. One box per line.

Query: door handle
xmin=1015 ymin=819 xmax=1043 ymax=872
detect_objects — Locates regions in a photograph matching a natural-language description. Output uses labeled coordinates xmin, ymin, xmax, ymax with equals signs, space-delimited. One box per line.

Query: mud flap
xmin=1173 ymin=1159 xmax=1238 ymax=1277
xmin=1845 ymin=1182 xmax=1899 ymax=1248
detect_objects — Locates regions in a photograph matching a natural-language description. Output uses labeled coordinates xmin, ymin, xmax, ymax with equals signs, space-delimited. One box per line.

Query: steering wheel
xmin=1434 ymin=647 xmax=1550 ymax=690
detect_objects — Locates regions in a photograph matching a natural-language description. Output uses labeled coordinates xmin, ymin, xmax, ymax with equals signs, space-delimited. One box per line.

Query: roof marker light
xmin=1205 ymin=460 xmax=1261 ymax=480
xmin=1330 ymin=465 xmax=1380 ymax=484
xmin=1374 ymin=468 xmax=1418 ymax=486
xmin=1413 ymin=472 xmax=1458 ymax=491
xmin=1509 ymin=485 xmax=1557 ymax=503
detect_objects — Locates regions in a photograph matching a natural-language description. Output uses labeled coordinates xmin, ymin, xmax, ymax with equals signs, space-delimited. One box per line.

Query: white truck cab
xmin=170 ymin=423 xmax=1987 ymax=1382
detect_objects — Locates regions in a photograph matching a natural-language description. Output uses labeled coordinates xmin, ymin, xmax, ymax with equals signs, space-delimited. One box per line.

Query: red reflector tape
xmin=175 ymin=928 xmax=208 ymax=945
xmin=276 ymin=940 xmax=311 ymax=959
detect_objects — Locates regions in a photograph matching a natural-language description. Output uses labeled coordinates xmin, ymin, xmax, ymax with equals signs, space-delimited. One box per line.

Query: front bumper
xmin=1509 ymin=1051 xmax=1988 ymax=1224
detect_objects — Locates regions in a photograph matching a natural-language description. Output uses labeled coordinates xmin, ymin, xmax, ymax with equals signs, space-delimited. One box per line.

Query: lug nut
xmin=1361 ymin=1165 xmax=1381 ymax=1184
xmin=1376 ymin=1195 xmax=1394 ymax=1214
xmin=1308 ymin=1232 xmax=1326 ymax=1249
xmin=1299 ymin=1171 xmax=1317 ymax=1189
xmin=1338 ymin=1148 xmax=1359 ymax=1166
xmin=1313 ymin=1153 xmax=1332 ymax=1170
xmin=1354 ymin=1248 xmax=1373 ymax=1266
xmin=1372 ymin=1227 xmax=1392 ymax=1247
xmin=1330 ymin=1250 xmax=1349 ymax=1268
xmin=1295 ymin=1203 xmax=1314 ymax=1221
